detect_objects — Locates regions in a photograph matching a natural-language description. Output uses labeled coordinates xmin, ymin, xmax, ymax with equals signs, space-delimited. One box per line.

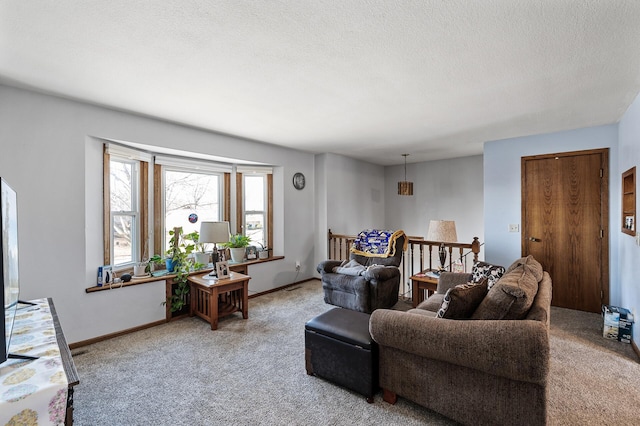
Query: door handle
xmin=529 ymin=237 xmax=541 ymax=242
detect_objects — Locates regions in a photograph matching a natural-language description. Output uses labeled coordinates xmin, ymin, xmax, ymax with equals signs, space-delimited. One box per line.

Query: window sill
xmin=85 ymin=255 xmax=284 ymax=293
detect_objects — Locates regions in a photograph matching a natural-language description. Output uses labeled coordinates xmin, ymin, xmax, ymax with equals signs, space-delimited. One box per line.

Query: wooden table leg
xmin=211 ymin=287 xmax=219 ymax=330
xmin=242 ymin=279 xmax=249 ymax=319
xmin=411 ymin=280 xmax=421 ymax=308
xmin=189 ymin=283 xmax=195 ymax=316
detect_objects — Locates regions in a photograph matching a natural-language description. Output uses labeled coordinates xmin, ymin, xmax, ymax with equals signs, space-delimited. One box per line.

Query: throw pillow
xmin=471 ymin=261 xmax=506 ymax=289
xmin=471 ymin=265 xmax=540 ymax=320
xmin=436 ymin=278 xmax=489 ymax=319
xmin=505 ymin=255 xmax=544 ymax=282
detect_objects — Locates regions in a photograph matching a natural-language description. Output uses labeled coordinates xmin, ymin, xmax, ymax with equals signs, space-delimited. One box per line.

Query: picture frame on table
xmin=216 ymin=260 xmax=230 ymax=279
xmin=218 ymin=248 xmax=229 ymax=262
xmin=246 ymin=245 xmax=257 ymax=260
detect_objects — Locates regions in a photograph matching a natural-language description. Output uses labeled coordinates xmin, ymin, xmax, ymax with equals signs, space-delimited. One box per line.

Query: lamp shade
xmin=426 ymin=220 xmax=457 ymax=243
xmin=398 ymin=181 xmax=413 ymax=195
xmin=397 ymin=153 xmax=414 ymax=196
xmin=199 ymin=221 xmax=230 ymax=244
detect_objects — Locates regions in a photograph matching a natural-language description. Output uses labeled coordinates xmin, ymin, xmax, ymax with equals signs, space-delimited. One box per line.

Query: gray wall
xmin=384 ymin=156 xmax=484 ymax=247
xmin=0 ymin=84 xmax=316 ymax=344
xmin=313 ymin=153 xmax=386 ymax=268
xmin=313 ymin=154 xmax=485 ymax=274
xmin=618 ymin=91 xmax=640 ymax=342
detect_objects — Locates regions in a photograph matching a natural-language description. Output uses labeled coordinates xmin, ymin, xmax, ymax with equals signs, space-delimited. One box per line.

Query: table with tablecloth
xmin=0 ymin=298 xmax=72 ymax=425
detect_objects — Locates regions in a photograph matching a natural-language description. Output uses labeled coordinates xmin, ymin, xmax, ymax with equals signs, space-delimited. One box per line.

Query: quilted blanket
xmin=350 ymin=229 xmax=406 ymax=258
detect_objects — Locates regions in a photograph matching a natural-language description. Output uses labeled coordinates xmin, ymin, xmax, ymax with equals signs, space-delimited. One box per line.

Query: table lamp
xmin=199 ymin=221 xmax=230 ymax=276
xmin=426 ymin=220 xmax=457 ymax=273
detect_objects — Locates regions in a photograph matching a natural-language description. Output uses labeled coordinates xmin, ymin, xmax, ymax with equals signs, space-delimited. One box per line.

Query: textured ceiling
xmin=2 ymin=1 xmax=640 ymax=165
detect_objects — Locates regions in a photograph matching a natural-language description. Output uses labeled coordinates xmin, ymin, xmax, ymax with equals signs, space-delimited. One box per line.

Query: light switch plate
xmin=509 ymin=224 xmax=519 ymax=233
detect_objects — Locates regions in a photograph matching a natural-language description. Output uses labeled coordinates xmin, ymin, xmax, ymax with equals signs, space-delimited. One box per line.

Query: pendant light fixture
xmin=398 ymin=154 xmax=414 ymax=196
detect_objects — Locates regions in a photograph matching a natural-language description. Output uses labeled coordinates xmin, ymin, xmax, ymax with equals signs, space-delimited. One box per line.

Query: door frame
xmin=521 ymin=148 xmax=610 ymax=307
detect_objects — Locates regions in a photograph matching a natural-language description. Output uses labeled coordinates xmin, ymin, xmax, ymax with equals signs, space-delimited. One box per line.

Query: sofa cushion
xmin=436 ymin=278 xmax=489 ymax=319
xmin=417 ymin=293 xmax=445 ymax=312
xmin=471 ymin=261 xmax=505 ymax=289
xmin=471 ymin=263 xmax=540 ymax=320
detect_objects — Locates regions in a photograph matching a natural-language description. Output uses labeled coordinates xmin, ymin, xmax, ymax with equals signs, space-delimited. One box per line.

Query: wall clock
xmin=293 ymin=172 xmax=305 ymax=190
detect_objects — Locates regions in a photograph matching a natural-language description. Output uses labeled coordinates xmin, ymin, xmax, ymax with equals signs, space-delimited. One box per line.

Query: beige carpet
xmin=70 ymin=279 xmax=640 ymax=425
xmin=547 ymin=306 xmax=639 ymax=424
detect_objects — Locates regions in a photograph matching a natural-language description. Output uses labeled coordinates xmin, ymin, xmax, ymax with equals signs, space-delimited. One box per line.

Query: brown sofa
xmin=369 ymin=256 xmax=552 ymax=426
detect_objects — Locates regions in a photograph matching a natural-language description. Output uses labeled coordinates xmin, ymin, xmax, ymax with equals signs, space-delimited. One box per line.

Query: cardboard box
xmin=619 ymin=317 xmax=634 ymax=343
xmin=602 ymin=305 xmax=635 ymax=343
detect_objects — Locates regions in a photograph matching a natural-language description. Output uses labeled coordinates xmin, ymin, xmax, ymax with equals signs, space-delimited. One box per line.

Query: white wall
xmin=617 ymin=91 xmax=640 ymax=342
xmin=313 ymin=153 xmax=386 ymax=269
xmin=0 ymin=84 xmax=315 ymax=344
xmin=384 ymin=156 xmax=484 ymax=247
xmin=314 ymin=154 xmax=328 ymax=268
xmin=483 ymin=125 xmax=619 ymax=297
xmin=325 ymin=153 xmax=386 ymax=234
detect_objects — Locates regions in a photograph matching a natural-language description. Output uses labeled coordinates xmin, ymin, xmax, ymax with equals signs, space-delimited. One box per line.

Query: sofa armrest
xmin=370 ymin=309 xmax=549 ymax=384
xmin=363 ymin=266 xmax=399 ymax=282
xmin=437 ymin=272 xmax=473 ymax=293
xmin=317 ymin=260 xmax=342 ymax=274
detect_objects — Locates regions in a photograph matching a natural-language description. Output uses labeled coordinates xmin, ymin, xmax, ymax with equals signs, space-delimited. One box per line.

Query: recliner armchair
xmin=317 ymin=230 xmax=406 ymax=313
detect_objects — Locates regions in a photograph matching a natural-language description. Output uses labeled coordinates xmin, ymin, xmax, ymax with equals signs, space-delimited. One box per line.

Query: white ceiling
xmin=2 ymin=1 xmax=640 ymax=166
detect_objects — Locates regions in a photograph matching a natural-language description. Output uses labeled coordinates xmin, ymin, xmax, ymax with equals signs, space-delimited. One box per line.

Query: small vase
xmin=166 ymin=258 xmax=176 ymax=272
xmin=133 ymin=264 xmax=147 ymax=276
xmin=195 ymin=252 xmax=210 ymax=266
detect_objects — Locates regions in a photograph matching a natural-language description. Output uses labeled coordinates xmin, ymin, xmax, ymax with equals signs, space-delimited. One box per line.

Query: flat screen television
xmin=1 ymin=177 xmax=20 ymax=364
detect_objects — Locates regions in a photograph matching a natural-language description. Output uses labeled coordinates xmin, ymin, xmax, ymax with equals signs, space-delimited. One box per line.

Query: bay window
xmin=103 ymin=143 xmax=274 ymax=271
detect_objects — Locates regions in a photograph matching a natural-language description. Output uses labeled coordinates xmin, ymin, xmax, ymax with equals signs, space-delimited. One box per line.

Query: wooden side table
xmin=188 ymin=271 xmax=250 ymax=330
xmin=410 ymin=270 xmax=440 ymax=308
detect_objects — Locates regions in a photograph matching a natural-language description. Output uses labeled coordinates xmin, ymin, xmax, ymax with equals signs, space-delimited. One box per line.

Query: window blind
xmin=154 ymin=155 xmax=233 ymax=173
xmin=236 ymin=165 xmax=273 ymax=174
xmin=105 ymin=143 xmax=153 ymax=162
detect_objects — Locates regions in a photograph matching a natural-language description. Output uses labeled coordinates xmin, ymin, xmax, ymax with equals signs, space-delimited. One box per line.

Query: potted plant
xmin=165 ymin=228 xmax=194 ymax=272
xmin=163 ymin=227 xmax=195 ymax=313
xmin=146 ymin=254 xmax=164 ymax=274
xmin=254 ymin=241 xmax=271 ymax=259
xmin=223 ymin=234 xmax=251 ymax=263
xmin=184 ymin=230 xmax=210 ymax=266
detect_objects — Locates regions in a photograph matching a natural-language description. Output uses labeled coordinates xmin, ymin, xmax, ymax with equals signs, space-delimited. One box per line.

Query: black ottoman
xmin=305 ymin=307 xmax=378 ymax=402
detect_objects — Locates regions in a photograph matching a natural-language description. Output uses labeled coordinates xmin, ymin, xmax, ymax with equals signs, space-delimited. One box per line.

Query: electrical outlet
xmin=509 ymin=224 xmax=519 ymax=233
xmin=295 ymin=261 xmax=301 ymax=271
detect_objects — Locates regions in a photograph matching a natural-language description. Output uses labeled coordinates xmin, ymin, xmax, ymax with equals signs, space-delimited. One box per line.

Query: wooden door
xmin=522 ymin=149 xmax=609 ymax=313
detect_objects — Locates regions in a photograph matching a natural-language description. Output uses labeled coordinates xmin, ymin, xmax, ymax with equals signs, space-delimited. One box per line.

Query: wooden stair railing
xmin=327 ymin=230 xmax=356 ymax=260
xmin=326 ymin=229 xmax=481 ymax=299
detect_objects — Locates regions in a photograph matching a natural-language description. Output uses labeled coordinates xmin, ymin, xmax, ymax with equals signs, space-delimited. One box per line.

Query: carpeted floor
xmin=71 ymin=279 xmax=640 ymax=425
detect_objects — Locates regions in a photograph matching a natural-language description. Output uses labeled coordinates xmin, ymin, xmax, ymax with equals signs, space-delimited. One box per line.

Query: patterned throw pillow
xmin=471 ymin=261 xmax=506 ymax=289
xmin=436 ymin=278 xmax=489 ymax=319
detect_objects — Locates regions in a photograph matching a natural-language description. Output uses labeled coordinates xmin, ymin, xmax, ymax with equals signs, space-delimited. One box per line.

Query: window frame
xmin=158 ymin=165 xmax=225 ymax=253
xmin=241 ymin=173 xmax=268 ymax=247
xmin=236 ymin=171 xmax=273 ymax=249
xmin=103 ymin=148 xmax=149 ymax=269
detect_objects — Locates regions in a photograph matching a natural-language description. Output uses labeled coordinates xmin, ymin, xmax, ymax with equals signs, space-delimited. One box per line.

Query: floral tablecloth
xmin=0 ymin=298 xmax=68 ymax=425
